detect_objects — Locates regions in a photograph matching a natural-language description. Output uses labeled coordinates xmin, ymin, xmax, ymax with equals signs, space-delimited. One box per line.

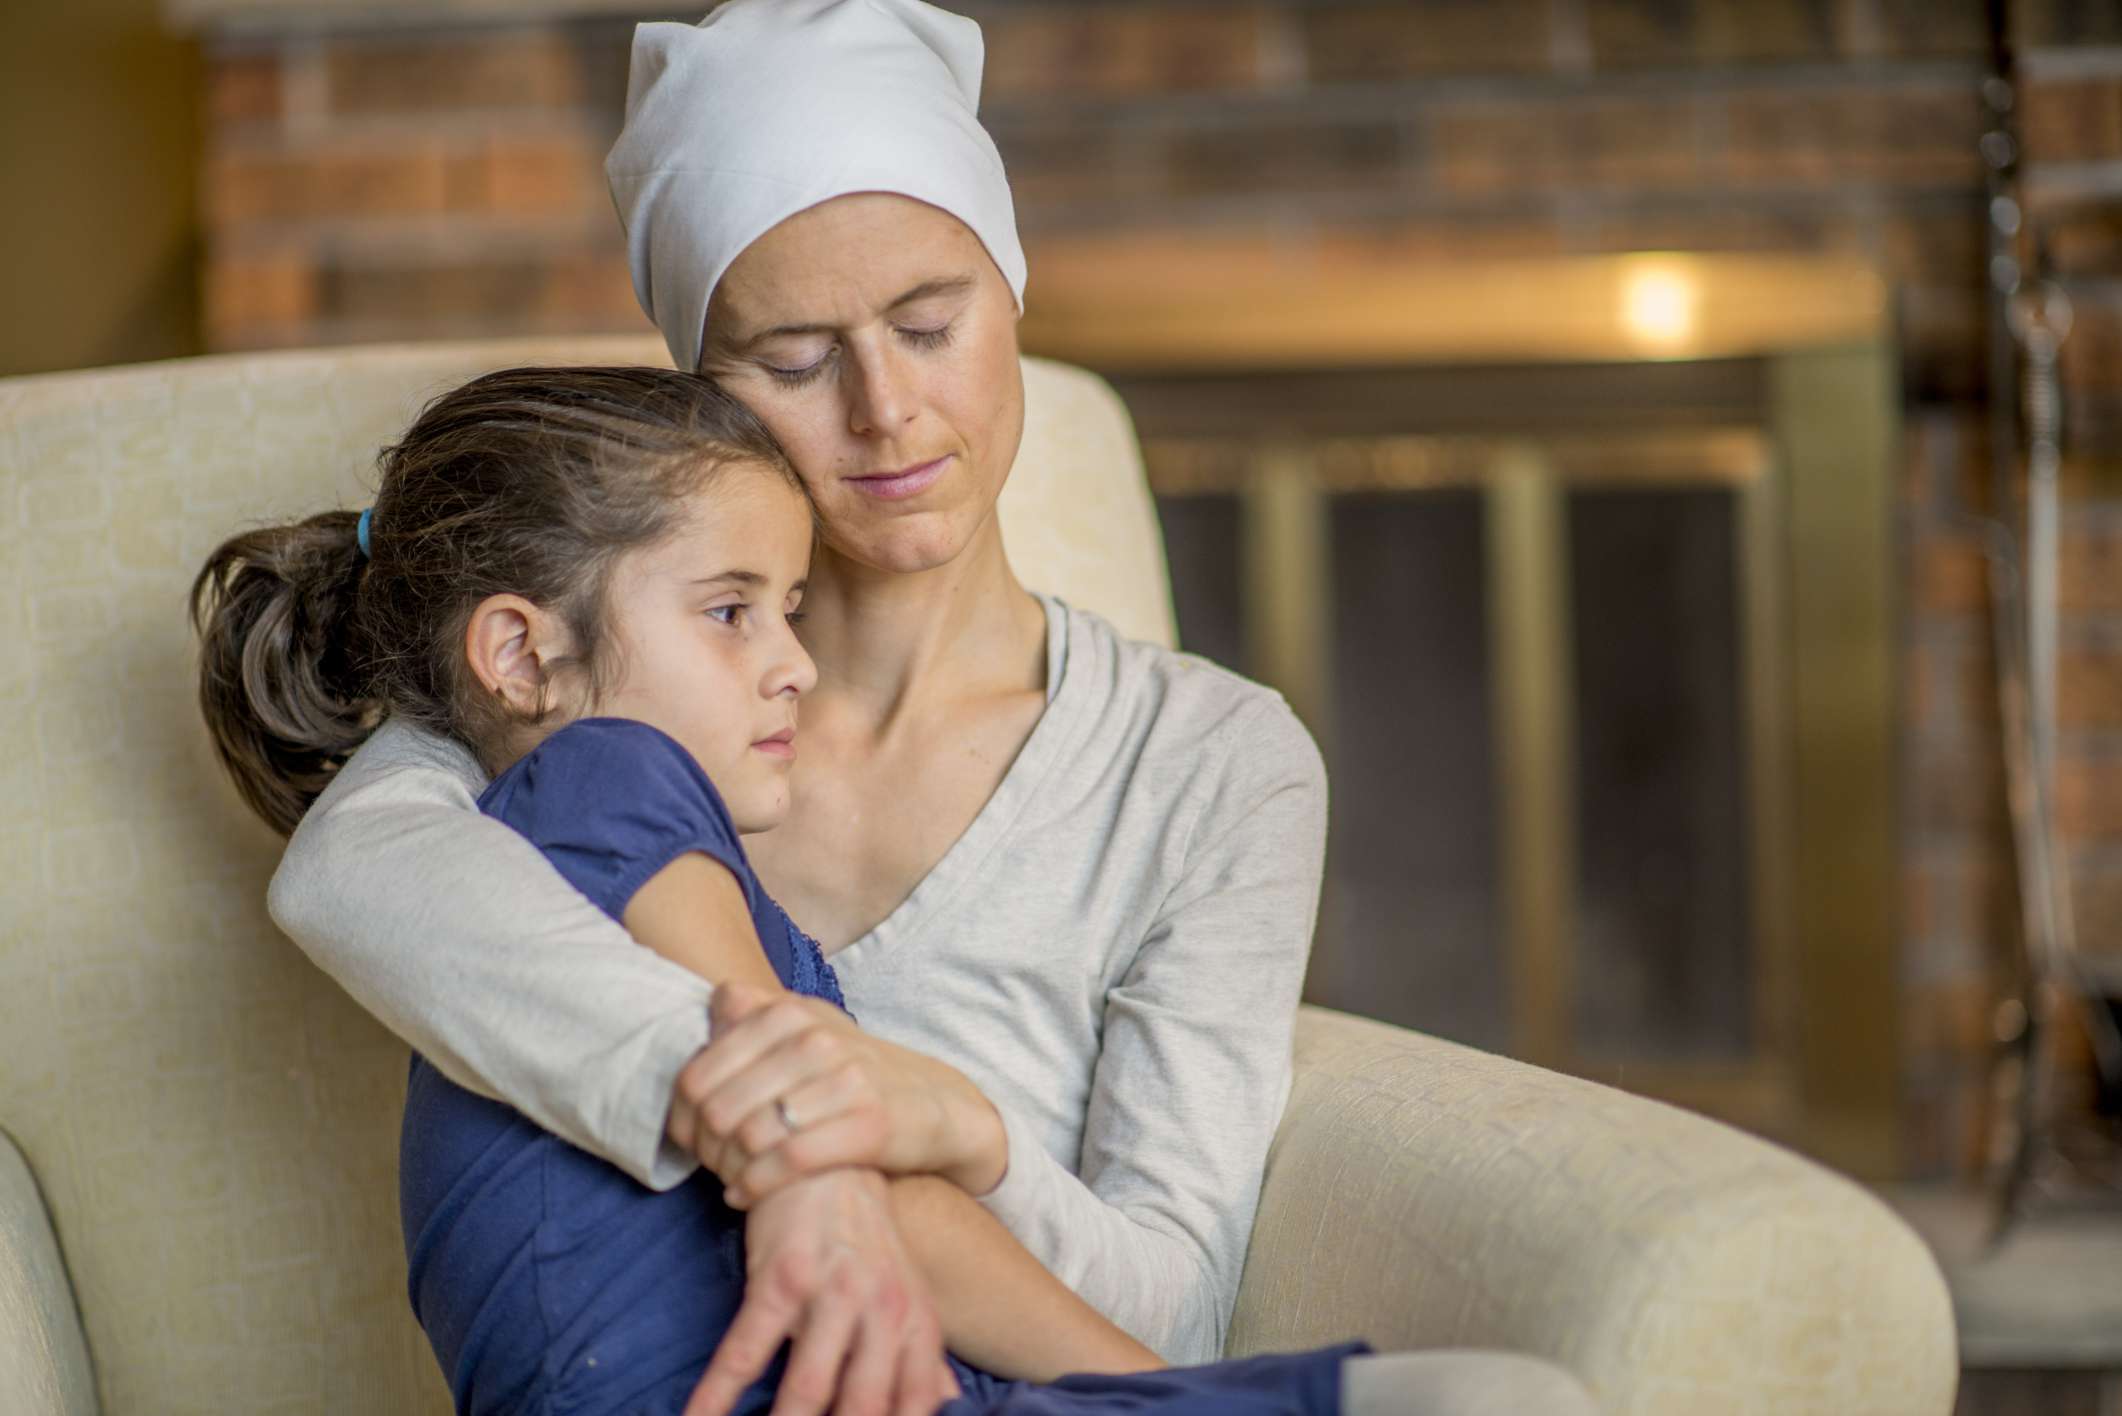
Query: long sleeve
xmin=266 ymin=718 xmax=715 ymax=1189
xmin=973 ymin=699 xmax=1328 ymax=1365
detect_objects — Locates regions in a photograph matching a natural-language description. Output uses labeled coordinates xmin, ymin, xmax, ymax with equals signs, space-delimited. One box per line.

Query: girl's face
xmin=587 ymin=465 xmax=818 ymax=833
xmin=698 ymin=193 xmax=1026 ymax=577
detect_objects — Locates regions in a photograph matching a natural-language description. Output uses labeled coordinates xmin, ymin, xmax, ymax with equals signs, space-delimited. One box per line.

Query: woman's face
xmin=697 ymin=194 xmax=1025 ymax=577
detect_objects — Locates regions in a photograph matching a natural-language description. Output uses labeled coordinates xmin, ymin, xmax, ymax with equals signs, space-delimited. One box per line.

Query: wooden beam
xmin=1771 ymin=343 xmax=1901 ymax=1181
xmin=1023 ymin=242 xmax=1888 ymax=372
xmin=1240 ymin=443 xmax=1334 ymax=743
xmin=1486 ymin=446 xmax=1576 ymax=1069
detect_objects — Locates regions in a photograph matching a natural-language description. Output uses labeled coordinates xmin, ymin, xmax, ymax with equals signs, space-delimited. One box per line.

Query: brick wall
xmin=195 ymin=0 xmax=2122 ymax=1179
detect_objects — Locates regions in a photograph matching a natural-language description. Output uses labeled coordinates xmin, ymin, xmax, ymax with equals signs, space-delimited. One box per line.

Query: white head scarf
xmin=605 ymin=0 xmax=1028 ymax=374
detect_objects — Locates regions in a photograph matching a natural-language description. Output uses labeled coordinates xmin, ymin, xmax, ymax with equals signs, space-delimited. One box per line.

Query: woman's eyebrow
xmin=731 ymin=275 xmax=976 ymax=350
xmin=886 ymin=275 xmax=976 ymax=308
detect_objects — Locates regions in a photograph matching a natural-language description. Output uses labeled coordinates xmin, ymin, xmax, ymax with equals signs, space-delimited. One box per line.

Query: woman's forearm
xmin=269 ymin=719 xmax=717 ymax=1188
xmin=671 ymin=984 xmax=1016 ymax=1201
xmin=966 ymin=698 xmax=1329 ymax=1365
xmin=885 ymin=1174 xmax=1163 ymax=1382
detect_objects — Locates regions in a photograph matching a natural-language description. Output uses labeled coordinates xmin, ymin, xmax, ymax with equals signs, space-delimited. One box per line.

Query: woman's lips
xmin=845 ymin=455 xmax=948 ymax=501
xmin=753 ymin=728 xmax=795 ymax=760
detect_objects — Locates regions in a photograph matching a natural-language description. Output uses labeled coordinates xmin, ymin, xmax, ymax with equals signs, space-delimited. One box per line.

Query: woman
xmin=268 ymin=4 xmax=1597 ymax=1413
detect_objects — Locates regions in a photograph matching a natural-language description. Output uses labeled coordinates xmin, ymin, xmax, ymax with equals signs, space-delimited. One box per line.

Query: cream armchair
xmin=0 ymin=339 xmax=1955 ymax=1415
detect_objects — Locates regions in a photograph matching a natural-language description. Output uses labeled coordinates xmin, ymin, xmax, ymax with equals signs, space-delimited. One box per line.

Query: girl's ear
xmin=464 ymin=594 xmax=567 ymax=717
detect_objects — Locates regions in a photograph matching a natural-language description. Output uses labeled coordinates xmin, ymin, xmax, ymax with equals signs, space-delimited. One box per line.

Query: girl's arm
xmin=273 ymin=720 xmax=963 ymax=1416
xmin=620 ymin=851 xmax=1163 ymax=1381
xmin=887 ymin=1175 xmax=1161 ymax=1381
xmin=620 ymin=852 xmax=783 ymax=993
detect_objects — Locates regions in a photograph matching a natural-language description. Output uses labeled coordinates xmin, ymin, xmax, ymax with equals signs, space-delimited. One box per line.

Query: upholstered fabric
xmin=0 ymin=1130 xmax=97 ymax=1416
xmin=0 ymin=338 xmax=1952 ymax=1415
xmin=1230 ymin=1008 xmax=1958 ymax=1415
xmin=0 ymin=336 xmax=1164 ymax=1415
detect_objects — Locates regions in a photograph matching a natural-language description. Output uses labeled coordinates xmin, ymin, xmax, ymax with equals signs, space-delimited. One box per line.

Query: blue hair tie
xmin=356 ymin=506 xmax=374 ymax=559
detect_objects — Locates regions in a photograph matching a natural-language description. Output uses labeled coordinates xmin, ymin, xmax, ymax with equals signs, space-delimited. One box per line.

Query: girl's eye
xmin=786 ymin=608 xmax=807 ymax=626
xmin=706 ymin=604 xmax=744 ymax=626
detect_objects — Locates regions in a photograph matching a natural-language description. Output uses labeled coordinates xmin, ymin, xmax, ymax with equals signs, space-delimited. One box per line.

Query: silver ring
xmin=775 ymin=1098 xmax=799 ymax=1133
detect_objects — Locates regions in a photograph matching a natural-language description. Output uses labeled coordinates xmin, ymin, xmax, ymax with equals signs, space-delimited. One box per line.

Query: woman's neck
xmin=799 ymin=515 xmax=1046 ymax=729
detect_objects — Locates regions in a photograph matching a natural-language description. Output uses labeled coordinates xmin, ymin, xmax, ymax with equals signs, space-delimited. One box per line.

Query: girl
xmin=191 ymin=365 xmax=1363 ymax=1415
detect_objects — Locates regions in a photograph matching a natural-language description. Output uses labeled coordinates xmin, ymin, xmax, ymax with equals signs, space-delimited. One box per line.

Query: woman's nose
xmin=845 ymin=340 xmax=914 ymax=436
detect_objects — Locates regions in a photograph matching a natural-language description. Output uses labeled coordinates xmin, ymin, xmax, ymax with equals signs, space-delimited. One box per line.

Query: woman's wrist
xmin=934 ymin=1079 xmax=1008 ymax=1197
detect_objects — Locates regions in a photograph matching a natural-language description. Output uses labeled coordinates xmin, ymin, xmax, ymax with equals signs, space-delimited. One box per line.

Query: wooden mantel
xmin=1019 ymin=237 xmax=1891 ymax=373
xmin=164 ymin=0 xmax=661 ymax=30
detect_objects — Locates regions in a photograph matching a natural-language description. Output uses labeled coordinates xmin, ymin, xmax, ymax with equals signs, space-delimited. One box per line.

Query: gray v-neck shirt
xmin=268 ymin=595 xmax=1327 ymax=1364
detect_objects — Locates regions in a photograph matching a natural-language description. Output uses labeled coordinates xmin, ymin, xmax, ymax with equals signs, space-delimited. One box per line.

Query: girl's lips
xmin=845 ymin=455 xmax=948 ymax=501
xmin=753 ymin=729 xmax=795 ymax=760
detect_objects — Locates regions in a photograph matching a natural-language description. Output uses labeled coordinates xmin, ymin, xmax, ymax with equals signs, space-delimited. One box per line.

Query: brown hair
xmin=191 ymin=365 xmax=801 ymax=837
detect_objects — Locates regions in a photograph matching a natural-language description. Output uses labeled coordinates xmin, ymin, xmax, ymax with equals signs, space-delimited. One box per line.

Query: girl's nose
xmin=766 ymin=622 xmax=819 ymax=699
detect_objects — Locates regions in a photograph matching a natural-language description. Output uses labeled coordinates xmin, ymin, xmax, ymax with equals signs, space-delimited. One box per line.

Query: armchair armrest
xmin=1229 ymin=1007 xmax=1957 ymax=1416
xmin=0 ymin=1129 xmax=97 ymax=1416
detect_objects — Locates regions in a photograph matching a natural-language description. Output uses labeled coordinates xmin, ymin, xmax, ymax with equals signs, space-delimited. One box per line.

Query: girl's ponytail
xmin=190 ymin=509 xmax=379 ymax=837
xmin=191 ymin=366 xmax=799 ymax=839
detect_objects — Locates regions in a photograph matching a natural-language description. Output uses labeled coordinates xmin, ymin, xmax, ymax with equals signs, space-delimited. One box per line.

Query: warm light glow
xmin=1620 ymin=261 xmax=1698 ymax=352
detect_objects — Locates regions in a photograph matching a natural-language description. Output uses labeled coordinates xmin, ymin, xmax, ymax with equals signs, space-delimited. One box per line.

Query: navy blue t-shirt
xmin=398 ymin=717 xmax=1356 ymax=1416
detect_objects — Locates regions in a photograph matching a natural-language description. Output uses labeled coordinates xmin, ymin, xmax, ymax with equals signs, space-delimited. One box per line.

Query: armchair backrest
xmin=0 ymin=338 xmax=1173 ymax=1414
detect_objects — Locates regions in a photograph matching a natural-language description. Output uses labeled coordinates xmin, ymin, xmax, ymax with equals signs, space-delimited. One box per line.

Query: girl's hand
xmin=672 ymin=981 xmax=1008 ymax=1205
xmin=683 ymin=1167 xmax=958 ymax=1416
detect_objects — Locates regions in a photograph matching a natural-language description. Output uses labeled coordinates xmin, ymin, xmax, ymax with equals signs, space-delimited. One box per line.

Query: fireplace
xmin=1021 ymin=247 xmax=1902 ymax=1177
xmin=160 ymin=0 xmax=1917 ymax=1171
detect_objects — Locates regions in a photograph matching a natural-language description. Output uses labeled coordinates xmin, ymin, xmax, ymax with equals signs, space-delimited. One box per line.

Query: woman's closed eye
xmin=761 ymin=322 xmax=956 ymax=388
xmin=764 ymin=351 xmax=832 ymax=388
xmin=898 ymin=321 xmax=954 ymax=352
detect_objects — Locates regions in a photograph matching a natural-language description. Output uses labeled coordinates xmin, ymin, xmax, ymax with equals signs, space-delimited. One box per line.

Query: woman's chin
xmin=827 ymin=509 xmax=992 ymax=578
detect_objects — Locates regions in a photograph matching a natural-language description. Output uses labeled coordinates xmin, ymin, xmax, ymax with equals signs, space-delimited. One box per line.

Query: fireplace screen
xmin=1122 ymin=340 xmax=1893 ymax=1172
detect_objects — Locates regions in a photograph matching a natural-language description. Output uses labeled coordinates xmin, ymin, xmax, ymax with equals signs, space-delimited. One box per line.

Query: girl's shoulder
xmin=476 ymin=717 xmax=757 ymax=924
xmin=478 ymin=717 xmax=717 ymax=809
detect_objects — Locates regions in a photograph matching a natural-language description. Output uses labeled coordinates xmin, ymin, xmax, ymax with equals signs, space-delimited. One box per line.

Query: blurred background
xmin=3 ymin=1 xmax=2118 ymax=1408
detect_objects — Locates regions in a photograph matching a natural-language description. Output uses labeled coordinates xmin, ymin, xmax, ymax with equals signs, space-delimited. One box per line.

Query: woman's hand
xmin=668 ymin=982 xmax=1008 ymax=1206
xmin=683 ymin=1167 xmax=959 ymax=1416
